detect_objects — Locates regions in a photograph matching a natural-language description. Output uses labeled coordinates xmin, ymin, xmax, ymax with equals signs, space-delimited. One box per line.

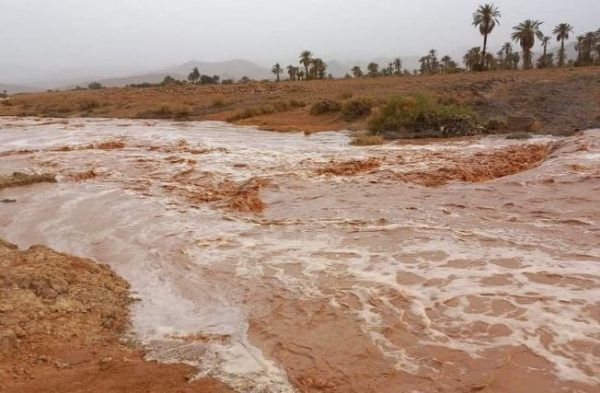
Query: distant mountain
xmin=0 ymin=83 xmax=38 ymax=94
xmin=63 ymin=59 xmax=273 ymax=88
xmin=167 ymin=59 xmax=272 ymax=80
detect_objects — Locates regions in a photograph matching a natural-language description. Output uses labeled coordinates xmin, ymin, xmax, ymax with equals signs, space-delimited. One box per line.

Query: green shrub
xmin=342 ymin=97 xmax=374 ymax=121
xmin=368 ymin=94 xmax=481 ymax=139
xmin=309 ymin=99 xmax=342 ymax=115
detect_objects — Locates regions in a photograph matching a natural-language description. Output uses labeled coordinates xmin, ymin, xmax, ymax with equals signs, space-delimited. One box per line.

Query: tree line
xmin=120 ymin=3 xmax=600 ymax=89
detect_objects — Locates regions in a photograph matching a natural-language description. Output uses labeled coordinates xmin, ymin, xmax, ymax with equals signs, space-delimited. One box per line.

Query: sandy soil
xmin=1 ymin=68 xmax=599 ymax=134
xmin=0 ymin=239 xmax=234 ymax=393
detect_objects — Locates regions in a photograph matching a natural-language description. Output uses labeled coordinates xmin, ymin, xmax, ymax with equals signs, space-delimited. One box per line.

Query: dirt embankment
xmin=1 ymin=68 xmax=598 ymax=134
xmin=0 ymin=172 xmax=56 ymax=190
xmin=0 ymin=240 xmax=234 ymax=393
xmin=395 ymin=143 xmax=551 ymax=186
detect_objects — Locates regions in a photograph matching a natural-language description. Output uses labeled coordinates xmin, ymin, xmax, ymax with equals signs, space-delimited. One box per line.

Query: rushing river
xmin=1 ymin=117 xmax=599 ymax=393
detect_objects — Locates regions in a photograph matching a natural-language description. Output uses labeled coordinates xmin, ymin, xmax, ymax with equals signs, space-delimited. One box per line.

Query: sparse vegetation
xmin=310 ymin=99 xmax=342 ymax=115
xmin=88 ymin=81 xmax=103 ymax=90
xmin=350 ymin=133 xmax=384 ymax=146
xmin=368 ymin=94 xmax=481 ymax=138
xmin=341 ymin=97 xmax=374 ymax=121
xmin=136 ymin=105 xmax=190 ymax=120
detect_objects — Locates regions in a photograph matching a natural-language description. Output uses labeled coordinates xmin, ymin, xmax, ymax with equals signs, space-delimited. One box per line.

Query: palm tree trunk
xmin=560 ymin=39 xmax=565 ymax=66
xmin=481 ymin=33 xmax=488 ymax=69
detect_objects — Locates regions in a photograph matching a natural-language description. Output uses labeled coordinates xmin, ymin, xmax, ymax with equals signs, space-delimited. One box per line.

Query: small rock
xmin=99 ymin=357 xmax=113 ymax=371
xmin=54 ymin=359 xmax=70 ymax=369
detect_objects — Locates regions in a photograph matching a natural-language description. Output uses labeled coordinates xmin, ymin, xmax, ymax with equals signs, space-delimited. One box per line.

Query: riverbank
xmin=1 ymin=67 xmax=599 ymax=134
xmin=0 ymin=239 xmax=234 ymax=393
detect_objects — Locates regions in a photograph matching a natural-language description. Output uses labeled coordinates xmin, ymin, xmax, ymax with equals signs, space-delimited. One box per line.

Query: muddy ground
xmin=0 ymin=239 xmax=234 ymax=393
xmin=1 ymin=68 xmax=599 ymax=134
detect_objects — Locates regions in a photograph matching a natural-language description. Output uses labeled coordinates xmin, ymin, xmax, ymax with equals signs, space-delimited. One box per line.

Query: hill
xmin=0 ymin=83 xmax=39 ymax=94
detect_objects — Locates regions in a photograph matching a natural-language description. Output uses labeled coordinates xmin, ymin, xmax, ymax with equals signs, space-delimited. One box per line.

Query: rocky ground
xmin=0 ymin=239 xmax=234 ymax=393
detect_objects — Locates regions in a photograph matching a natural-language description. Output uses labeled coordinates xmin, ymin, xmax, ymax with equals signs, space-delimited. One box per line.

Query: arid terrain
xmin=0 ymin=109 xmax=599 ymax=392
xmin=1 ymin=68 xmax=599 ymax=134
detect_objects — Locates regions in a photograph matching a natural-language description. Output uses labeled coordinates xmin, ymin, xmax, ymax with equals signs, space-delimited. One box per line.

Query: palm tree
xmin=501 ymin=42 xmax=513 ymax=68
xmin=271 ymin=63 xmax=283 ymax=82
xmin=428 ymin=49 xmax=439 ymax=73
xmin=286 ymin=65 xmax=297 ymax=81
xmin=367 ymin=62 xmax=379 ymax=77
xmin=472 ymin=3 xmax=501 ymax=69
xmin=512 ymin=19 xmax=544 ymax=69
xmin=553 ymin=23 xmax=573 ymax=67
xmin=510 ymin=52 xmax=521 ymax=69
xmin=393 ymin=58 xmax=402 ymax=75
xmin=299 ymin=50 xmax=313 ymax=79
xmin=351 ymin=66 xmax=363 ymax=78
xmin=311 ymin=58 xmax=327 ymax=79
xmin=539 ymin=36 xmax=551 ymax=67
xmin=463 ymin=47 xmax=482 ymax=71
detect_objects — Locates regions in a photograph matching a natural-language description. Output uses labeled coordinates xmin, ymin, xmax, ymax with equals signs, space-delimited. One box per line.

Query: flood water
xmin=1 ymin=117 xmax=599 ymax=392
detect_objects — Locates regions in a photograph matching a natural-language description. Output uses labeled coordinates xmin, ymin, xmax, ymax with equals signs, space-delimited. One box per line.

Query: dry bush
xmin=310 ymin=99 xmax=342 ymax=115
xmin=351 ymin=133 xmax=384 ymax=146
xmin=342 ymin=97 xmax=375 ymax=121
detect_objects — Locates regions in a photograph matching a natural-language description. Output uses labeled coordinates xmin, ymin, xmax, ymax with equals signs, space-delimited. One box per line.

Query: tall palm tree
xmin=553 ymin=23 xmax=573 ymax=67
xmin=299 ymin=50 xmax=313 ymax=79
xmin=351 ymin=66 xmax=363 ymax=78
xmin=500 ymin=42 xmax=513 ymax=69
xmin=286 ymin=65 xmax=297 ymax=81
xmin=540 ymin=36 xmax=551 ymax=67
xmin=511 ymin=52 xmax=520 ymax=70
xmin=512 ymin=19 xmax=544 ymax=69
xmin=311 ymin=58 xmax=327 ymax=79
xmin=472 ymin=4 xmax=501 ymax=69
xmin=575 ymin=35 xmax=584 ymax=64
xmin=393 ymin=58 xmax=402 ymax=75
xmin=428 ymin=49 xmax=439 ymax=73
xmin=271 ymin=63 xmax=283 ymax=82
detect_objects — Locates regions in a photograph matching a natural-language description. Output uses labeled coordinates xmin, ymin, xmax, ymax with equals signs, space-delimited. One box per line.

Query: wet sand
xmin=0 ymin=117 xmax=599 ymax=392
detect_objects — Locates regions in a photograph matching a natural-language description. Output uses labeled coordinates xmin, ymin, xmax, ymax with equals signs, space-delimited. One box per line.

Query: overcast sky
xmin=1 ymin=0 xmax=599 ymax=83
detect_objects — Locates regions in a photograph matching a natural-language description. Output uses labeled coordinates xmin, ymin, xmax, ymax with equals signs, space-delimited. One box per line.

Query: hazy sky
xmin=1 ymin=0 xmax=599 ymax=82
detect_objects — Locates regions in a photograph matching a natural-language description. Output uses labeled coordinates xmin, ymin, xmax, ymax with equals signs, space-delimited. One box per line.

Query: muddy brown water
xmin=0 ymin=117 xmax=599 ymax=393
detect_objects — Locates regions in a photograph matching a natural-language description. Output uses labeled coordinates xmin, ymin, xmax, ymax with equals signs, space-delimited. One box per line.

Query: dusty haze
xmin=1 ymin=0 xmax=599 ymax=85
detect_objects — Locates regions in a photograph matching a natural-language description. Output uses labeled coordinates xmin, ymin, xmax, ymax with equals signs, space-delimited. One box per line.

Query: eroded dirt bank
xmin=0 ymin=240 xmax=234 ymax=393
xmin=0 ymin=118 xmax=599 ymax=393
